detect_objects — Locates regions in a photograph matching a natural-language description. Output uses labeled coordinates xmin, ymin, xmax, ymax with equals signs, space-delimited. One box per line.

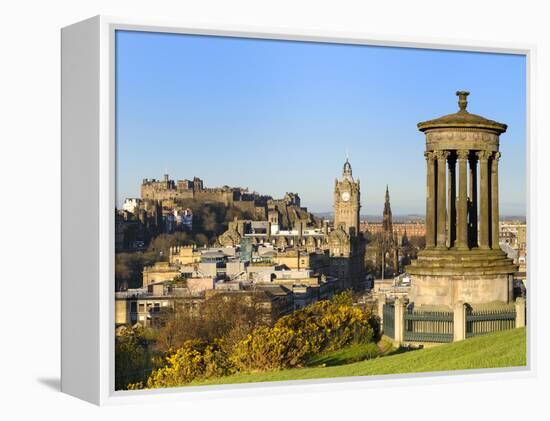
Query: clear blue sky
xmin=116 ymin=30 xmax=526 ymax=216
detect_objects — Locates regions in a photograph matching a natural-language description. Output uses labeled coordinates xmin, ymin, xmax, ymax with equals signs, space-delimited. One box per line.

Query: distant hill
xmin=313 ymin=212 xmax=426 ymax=223
xmin=313 ymin=212 xmax=526 ymax=224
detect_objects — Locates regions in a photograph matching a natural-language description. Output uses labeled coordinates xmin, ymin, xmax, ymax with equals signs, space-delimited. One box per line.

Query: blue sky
xmin=116 ymin=30 xmax=526 ymax=216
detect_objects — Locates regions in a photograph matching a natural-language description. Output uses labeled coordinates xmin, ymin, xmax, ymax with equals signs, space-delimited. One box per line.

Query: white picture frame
xmin=61 ymin=15 xmax=535 ymax=405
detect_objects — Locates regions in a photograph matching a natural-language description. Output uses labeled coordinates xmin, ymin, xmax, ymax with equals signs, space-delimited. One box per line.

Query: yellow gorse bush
xmin=231 ymin=293 xmax=379 ymax=372
xmin=229 ymin=325 xmax=313 ymax=371
xmin=276 ymin=298 xmax=378 ymax=352
xmin=145 ymin=339 xmax=234 ymax=389
xmin=139 ymin=291 xmax=380 ymax=388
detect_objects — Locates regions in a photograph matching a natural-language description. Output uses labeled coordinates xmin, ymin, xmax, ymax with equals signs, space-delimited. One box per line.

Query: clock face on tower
xmin=341 ymin=191 xmax=350 ymax=202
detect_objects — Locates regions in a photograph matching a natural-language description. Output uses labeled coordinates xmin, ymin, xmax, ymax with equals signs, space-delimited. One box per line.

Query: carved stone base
xmin=406 ymin=248 xmax=517 ymax=307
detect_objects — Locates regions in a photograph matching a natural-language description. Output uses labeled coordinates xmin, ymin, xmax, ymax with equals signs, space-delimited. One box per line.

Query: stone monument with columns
xmin=406 ymin=91 xmax=517 ymax=308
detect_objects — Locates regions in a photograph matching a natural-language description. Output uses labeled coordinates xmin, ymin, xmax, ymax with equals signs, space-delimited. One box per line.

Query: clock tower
xmin=334 ymin=158 xmax=361 ymax=236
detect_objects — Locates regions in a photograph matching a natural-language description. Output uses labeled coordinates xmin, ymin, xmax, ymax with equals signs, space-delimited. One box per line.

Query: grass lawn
xmin=190 ymin=327 xmax=526 ymax=386
xmin=306 ymin=342 xmax=381 ymax=367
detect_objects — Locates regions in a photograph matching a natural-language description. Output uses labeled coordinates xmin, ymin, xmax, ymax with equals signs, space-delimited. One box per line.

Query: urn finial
xmin=456 ymin=91 xmax=470 ymax=112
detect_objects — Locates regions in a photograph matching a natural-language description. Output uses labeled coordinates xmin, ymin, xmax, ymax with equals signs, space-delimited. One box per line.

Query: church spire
xmin=383 ymin=185 xmax=393 ymax=235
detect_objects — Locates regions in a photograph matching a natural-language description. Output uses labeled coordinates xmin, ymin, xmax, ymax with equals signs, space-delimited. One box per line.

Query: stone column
xmin=435 ymin=150 xmax=449 ymax=249
xmin=515 ymin=297 xmax=526 ymax=328
xmin=453 ymin=301 xmax=467 ymax=342
xmin=456 ymin=150 xmax=469 ymax=250
xmin=447 ymin=154 xmax=457 ymax=248
xmin=424 ymin=151 xmax=436 ymax=248
xmin=491 ymin=152 xmax=501 ymax=249
xmin=468 ymin=154 xmax=478 ymax=248
xmin=394 ymin=297 xmax=406 ymax=346
xmin=477 ymin=151 xmax=492 ymax=249
xmin=377 ymin=294 xmax=385 ymax=326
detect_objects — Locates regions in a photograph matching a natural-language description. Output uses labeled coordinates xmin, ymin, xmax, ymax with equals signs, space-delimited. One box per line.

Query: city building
xmin=122 ymin=198 xmax=142 ymax=214
xmin=361 ymin=220 xmax=426 ymax=238
xmin=142 ymin=262 xmax=181 ymax=286
xmin=499 ymin=221 xmax=527 ymax=278
xmin=216 ymin=159 xmax=366 ymax=290
xmin=169 ymin=245 xmax=202 ymax=265
xmin=118 ymin=159 xmax=371 ymax=330
xmin=115 ymin=282 xmax=205 ymax=328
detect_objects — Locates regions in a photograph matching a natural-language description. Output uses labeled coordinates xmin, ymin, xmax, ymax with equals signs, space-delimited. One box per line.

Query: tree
xmin=115 ymin=252 xmax=156 ymax=290
xmin=115 ymin=327 xmax=149 ymax=390
xmin=408 ymin=235 xmax=426 ymax=250
xmin=194 ymin=233 xmax=209 ymax=246
xmin=154 ymin=293 xmax=267 ymax=355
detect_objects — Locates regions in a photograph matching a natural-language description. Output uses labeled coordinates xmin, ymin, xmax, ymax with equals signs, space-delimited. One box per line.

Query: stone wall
xmin=115 ymin=299 xmax=128 ymax=325
xmin=410 ymin=273 xmax=512 ymax=307
xmin=142 ymin=262 xmax=180 ymax=286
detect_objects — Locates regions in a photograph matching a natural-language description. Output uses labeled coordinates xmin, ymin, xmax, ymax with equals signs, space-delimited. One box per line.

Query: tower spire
xmin=383 ymin=185 xmax=393 ymax=235
xmin=343 ymin=157 xmax=353 ymax=180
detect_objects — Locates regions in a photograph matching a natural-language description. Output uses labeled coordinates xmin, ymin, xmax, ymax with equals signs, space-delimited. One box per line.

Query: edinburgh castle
xmin=139 ymin=174 xmax=311 ymax=223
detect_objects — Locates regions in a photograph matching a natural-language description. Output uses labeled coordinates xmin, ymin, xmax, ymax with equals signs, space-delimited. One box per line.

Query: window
xmin=138 ymin=303 xmax=145 ymax=312
xmin=130 ymin=301 xmax=137 ymax=313
xmin=154 ymin=303 xmax=160 ymax=313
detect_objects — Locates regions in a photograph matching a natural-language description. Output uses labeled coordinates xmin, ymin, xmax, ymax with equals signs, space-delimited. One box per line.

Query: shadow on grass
xmin=386 ymin=346 xmax=422 ymax=356
xmin=308 ymin=355 xmax=358 ymax=367
xmin=307 ymin=343 xmax=380 ymax=368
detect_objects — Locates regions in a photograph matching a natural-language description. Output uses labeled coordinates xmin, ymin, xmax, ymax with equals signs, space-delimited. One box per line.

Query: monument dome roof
xmin=417 ymin=91 xmax=507 ymax=134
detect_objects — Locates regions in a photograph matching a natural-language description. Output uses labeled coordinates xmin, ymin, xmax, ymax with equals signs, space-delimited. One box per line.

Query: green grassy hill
xmin=191 ymin=327 xmax=526 ymax=386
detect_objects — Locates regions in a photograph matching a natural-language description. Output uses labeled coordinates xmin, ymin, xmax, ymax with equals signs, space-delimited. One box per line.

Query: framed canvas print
xmin=61 ymin=16 xmax=532 ymax=405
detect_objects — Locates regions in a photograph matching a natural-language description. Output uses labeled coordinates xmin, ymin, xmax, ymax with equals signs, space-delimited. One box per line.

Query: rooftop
xmin=417 ymin=91 xmax=507 ymax=134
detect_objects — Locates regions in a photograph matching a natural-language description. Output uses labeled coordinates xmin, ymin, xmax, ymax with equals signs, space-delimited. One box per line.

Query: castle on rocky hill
xmin=138 ymin=174 xmax=312 ymax=223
